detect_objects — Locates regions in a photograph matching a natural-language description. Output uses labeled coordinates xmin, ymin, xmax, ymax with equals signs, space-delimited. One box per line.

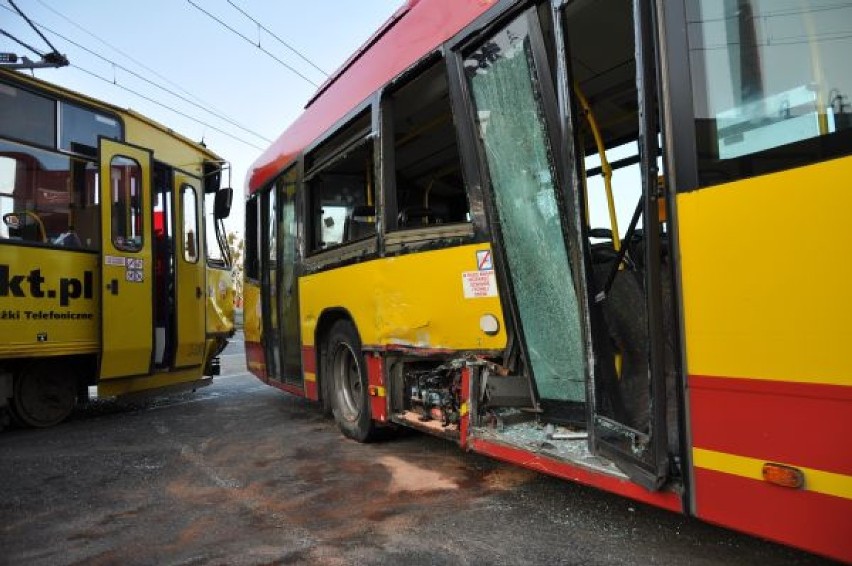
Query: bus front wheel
xmin=326 ymin=320 xmax=376 ymax=442
xmin=10 ymin=362 xmax=77 ymax=428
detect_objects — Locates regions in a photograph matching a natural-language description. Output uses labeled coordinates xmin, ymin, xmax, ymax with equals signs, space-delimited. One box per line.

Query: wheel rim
xmin=14 ymin=369 xmax=76 ymax=427
xmin=332 ymin=342 xmax=363 ymax=422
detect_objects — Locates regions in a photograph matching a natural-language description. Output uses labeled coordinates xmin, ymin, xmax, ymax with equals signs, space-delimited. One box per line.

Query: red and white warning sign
xmin=476 ymin=249 xmax=493 ymax=271
xmin=462 ymin=270 xmax=497 ymax=298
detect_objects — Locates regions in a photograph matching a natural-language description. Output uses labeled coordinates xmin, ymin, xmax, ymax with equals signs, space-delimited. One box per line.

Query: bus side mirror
xmin=214 ymin=187 xmax=233 ymax=220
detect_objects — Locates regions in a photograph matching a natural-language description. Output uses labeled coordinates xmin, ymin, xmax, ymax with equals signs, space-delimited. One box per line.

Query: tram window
xmin=687 ymin=0 xmax=852 ymax=186
xmin=181 ymin=184 xmax=199 ymax=263
xmin=60 ymin=102 xmax=122 ymax=156
xmin=110 ymin=156 xmax=143 ymax=252
xmin=386 ymin=60 xmax=469 ymax=230
xmin=205 ymin=191 xmax=223 ymax=264
xmin=0 ymin=83 xmax=55 ymax=148
xmin=0 ymin=139 xmax=97 ymax=248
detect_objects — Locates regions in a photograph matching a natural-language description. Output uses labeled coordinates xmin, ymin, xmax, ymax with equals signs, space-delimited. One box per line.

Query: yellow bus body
xmin=299 ymin=244 xmax=506 ymax=351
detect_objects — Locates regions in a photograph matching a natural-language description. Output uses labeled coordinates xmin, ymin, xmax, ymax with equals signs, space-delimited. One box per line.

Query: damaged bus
xmin=243 ymin=0 xmax=851 ymax=561
xmin=0 ymin=68 xmax=236 ymax=428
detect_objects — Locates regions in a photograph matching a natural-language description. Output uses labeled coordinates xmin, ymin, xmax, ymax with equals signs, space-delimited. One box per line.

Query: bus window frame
xmin=244 ymin=194 xmax=261 ymax=283
xmin=303 ymin=104 xmax=380 ymax=263
xmin=379 ymin=53 xmax=475 ymax=236
xmin=449 ymin=3 xmax=581 ymax=406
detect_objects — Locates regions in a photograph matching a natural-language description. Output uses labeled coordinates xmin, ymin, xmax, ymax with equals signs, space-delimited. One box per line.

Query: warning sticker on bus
xmin=462 ymin=270 xmax=497 ymax=299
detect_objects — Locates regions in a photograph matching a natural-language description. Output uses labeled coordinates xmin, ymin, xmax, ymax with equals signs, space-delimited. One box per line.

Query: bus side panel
xmin=243 ymin=280 xmax=265 ymax=380
xmin=0 ymin=246 xmax=99 ymax=358
xmin=677 ymin=157 xmax=852 ymax=563
xmin=689 ymin=377 xmax=852 ymax=562
xmin=298 ymin=244 xmax=506 ymax=353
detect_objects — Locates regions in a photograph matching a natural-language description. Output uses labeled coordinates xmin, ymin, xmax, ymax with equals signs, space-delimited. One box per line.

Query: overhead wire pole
xmin=0 ymin=28 xmax=45 ymax=58
xmin=225 ymin=0 xmax=328 ymax=77
xmin=185 ymin=0 xmax=320 ymax=87
xmin=0 ymin=3 xmax=271 ymax=144
xmin=7 ymin=0 xmax=66 ymax=66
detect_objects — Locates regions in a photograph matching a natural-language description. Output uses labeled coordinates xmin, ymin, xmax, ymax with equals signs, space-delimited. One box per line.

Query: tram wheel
xmin=326 ymin=320 xmax=376 ymax=442
xmin=10 ymin=362 xmax=77 ymax=428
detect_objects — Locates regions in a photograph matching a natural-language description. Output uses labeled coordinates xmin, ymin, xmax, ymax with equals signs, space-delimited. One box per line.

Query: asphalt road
xmin=0 ymin=333 xmax=836 ymax=565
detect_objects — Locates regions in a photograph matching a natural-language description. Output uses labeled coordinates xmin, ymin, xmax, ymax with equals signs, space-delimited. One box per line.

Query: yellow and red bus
xmin=0 ymin=67 xmax=235 ymax=428
xmin=243 ymin=0 xmax=851 ymax=560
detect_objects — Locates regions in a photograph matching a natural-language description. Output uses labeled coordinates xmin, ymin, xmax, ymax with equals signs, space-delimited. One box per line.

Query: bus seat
xmin=3 ymin=211 xmax=47 ymax=243
xmin=344 ymin=205 xmax=376 ymax=241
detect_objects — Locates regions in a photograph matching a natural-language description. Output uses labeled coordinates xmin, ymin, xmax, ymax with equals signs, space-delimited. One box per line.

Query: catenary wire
xmin=185 ymin=0 xmax=319 ymax=87
xmin=0 ymin=3 xmax=272 ymax=144
xmin=73 ymin=63 xmax=266 ymax=151
xmin=225 ymin=0 xmax=328 ymax=77
xmin=31 ymin=0 xmax=231 ymax=118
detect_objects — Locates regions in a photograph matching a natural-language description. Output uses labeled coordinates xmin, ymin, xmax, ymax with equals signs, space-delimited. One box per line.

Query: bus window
xmin=110 ymin=155 xmax=143 ymax=252
xmin=465 ymin=14 xmax=586 ymax=414
xmin=687 ymin=0 xmax=852 ymax=186
xmin=386 ymin=60 xmax=469 ymax=230
xmin=0 ymin=139 xmax=97 ymax=248
xmin=245 ymin=195 xmax=260 ymax=281
xmin=181 ymin=184 xmax=199 ymax=263
xmin=306 ymin=111 xmax=375 ymax=251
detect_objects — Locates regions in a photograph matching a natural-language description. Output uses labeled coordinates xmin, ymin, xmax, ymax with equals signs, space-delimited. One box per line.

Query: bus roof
xmin=0 ymin=67 xmax=224 ymax=164
xmin=246 ymin=0 xmax=495 ymax=195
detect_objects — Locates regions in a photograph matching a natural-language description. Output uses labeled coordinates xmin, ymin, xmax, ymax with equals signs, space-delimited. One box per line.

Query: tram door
xmin=98 ymin=138 xmax=153 ymax=379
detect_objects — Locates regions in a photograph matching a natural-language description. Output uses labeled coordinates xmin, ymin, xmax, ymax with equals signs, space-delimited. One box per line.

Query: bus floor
xmin=471 ymin=411 xmax=627 ymax=480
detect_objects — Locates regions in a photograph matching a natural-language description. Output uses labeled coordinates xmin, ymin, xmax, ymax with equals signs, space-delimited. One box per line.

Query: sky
xmin=1 ymin=0 xmax=405 ymax=237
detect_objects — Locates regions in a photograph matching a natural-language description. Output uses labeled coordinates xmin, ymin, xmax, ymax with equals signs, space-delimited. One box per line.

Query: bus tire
xmin=10 ymin=362 xmax=77 ymax=428
xmin=326 ymin=320 xmax=376 ymax=442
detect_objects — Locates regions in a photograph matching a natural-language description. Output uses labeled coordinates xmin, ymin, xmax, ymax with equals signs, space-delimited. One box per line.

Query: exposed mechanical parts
xmin=405 ymin=363 xmax=463 ymax=427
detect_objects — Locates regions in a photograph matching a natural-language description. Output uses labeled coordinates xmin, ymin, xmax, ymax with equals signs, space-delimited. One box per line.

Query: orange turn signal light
xmin=762 ymin=463 xmax=805 ymax=489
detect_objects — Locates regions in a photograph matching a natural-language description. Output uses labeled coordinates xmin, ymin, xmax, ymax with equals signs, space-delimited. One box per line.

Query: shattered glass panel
xmin=466 ymin=16 xmax=585 ymax=403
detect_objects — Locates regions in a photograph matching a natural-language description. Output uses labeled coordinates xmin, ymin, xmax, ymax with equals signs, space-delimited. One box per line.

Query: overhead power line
xmin=225 ymin=0 xmax=328 ymax=77
xmin=185 ymin=0 xmax=320 ymax=87
xmin=74 ymin=63 xmax=265 ymax=151
xmin=0 ymin=3 xmax=271 ymax=144
xmin=32 ymin=0 xmax=225 ymax=117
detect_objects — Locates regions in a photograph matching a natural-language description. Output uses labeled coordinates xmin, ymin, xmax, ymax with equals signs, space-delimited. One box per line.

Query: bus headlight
xmin=479 ymin=314 xmax=500 ymax=336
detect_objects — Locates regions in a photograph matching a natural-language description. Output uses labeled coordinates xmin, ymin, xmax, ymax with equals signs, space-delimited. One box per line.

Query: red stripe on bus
xmin=366 ymin=355 xmax=387 ymax=423
xmin=245 ymin=341 xmax=266 ymax=381
xmin=689 ymin=375 xmax=852 ymax=475
xmin=304 ymin=379 xmax=318 ymax=401
xmin=301 ymin=346 xmax=317 ymax=374
xmin=267 ymin=379 xmax=305 ymax=398
xmin=470 ymin=438 xmax=682 ymax=512
xmin=694 ymin=467 xmax=851 ymax=563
